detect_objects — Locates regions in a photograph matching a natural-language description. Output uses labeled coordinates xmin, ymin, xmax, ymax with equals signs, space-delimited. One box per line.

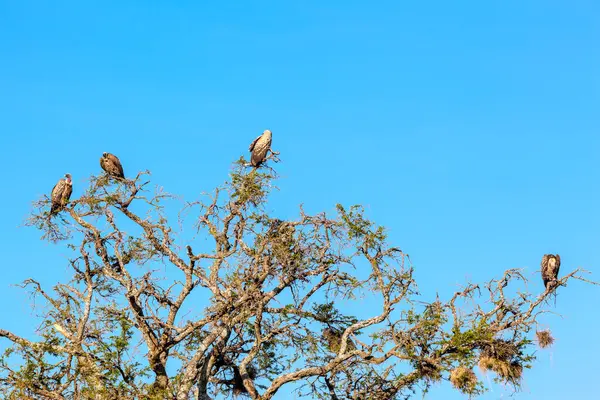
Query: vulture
xmin=100 ymin=152 xmax=125 ymax=179
xmin=541 ymin=254 xmax=561 ymax=290
xmin=248 ymin=129 xmax=272 ymax=167
xmin=50 ymin=173 xmax=73 ymax=215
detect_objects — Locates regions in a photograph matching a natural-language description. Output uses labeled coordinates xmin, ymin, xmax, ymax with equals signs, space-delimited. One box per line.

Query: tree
xmin=0 ymin=153 xmax=594 ymax=400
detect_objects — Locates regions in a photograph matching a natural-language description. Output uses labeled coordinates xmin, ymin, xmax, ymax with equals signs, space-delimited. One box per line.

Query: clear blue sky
xmin=1 ymin=1 xmax=599 ymax=398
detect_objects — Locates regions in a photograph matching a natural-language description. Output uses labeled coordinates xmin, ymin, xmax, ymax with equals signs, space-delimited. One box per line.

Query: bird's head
xmin=102 ymin=152 xmax=108 ymax=158
xmin=263 ymin=129 xmax=272 ymax=135
xmin=64 ymin=173 xmax=72 ymax=184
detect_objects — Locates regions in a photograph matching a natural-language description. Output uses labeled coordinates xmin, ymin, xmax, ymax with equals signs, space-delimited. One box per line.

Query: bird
xmin=50 ymin=173 xmax=73 ymax=215
xmin=248 ymin=129 xmax=273 ymax=167
xmin=100 ymin=152 xmax=125 ymax=179
xmin=541 ymin=254 xmax=561 ymax=290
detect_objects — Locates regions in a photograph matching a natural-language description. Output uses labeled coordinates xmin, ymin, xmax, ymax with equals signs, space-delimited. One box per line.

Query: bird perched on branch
xmin=541 ymin=254 xmax=561 ymax=290
xmin=248 ymin=129 xmax=272 ymax=167
xmin=50 ymin=173 xmax=73 ymax=215
xmin=100 ymin=152 xmax=125 ymax=179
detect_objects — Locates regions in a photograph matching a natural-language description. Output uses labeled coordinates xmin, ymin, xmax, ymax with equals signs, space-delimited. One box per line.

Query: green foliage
xmin=450 ymin=366 xmax=482 ymax=396
xmin=230 ymin=158 xmax=276 ymax=207
xmin=312 ymin=303 xmax=357 ymax=326
xmin=1 ymin=157 xmax=588 ymax=399
xmin=336 ymin=204 xmax=387 ymax=251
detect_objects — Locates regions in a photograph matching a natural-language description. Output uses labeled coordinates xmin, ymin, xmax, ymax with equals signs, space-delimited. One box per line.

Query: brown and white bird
xmin=248 ymin=129 xmax=272 ymax=167
xmin=100 ymin=152 xmax=125 ymax=179
xmin=50 ymin=173 xmax=73 ymax=215
xmin=541 ymin=254 xmax=561 ymax=290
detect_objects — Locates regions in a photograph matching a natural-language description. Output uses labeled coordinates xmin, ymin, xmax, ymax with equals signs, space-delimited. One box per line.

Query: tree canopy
xmin=0 ymin=153 xmax=594 ymax=400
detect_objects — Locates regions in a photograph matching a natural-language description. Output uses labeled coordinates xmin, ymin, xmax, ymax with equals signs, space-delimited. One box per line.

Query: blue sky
xmin=0 ymin=0 xmax=599 ymax=398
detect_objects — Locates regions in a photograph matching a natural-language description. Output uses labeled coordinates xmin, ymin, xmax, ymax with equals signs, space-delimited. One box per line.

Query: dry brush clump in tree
xmin=0 ymin=152 xmax=595 ymax=400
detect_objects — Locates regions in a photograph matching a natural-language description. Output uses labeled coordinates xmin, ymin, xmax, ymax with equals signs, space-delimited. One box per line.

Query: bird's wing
xmin=540 ymin=255 xmax=550 ymax=286
xmin=249 ymin=135 xmax=262 ymax=152
xmin=108 ymin=154 xmax=125 ymax=177
xmin=102 ymin=154 xmax=124 ymax=178
xmin=63 ymin=183 xmax=73 ymax=203
xmin=251 ymin=134 xmax=273 ymax=166
xmin=51 ymin=180 xmax=65 ymax=202
xmin=50 ymin=180 xmax=66 ymax=214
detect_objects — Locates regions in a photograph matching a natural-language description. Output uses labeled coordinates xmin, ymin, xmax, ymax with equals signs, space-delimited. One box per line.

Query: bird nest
xmin=479 ymin=339 xmax=519 ymax=361
xmin=478 ymin=357 xmax=523 ymax=384
xmin=536 ymin=330 xmax=555 ymax=349
xmin=417 ymin=360 xmax=442 ymax=383
xmin=477 ymin=339 xmax=523 ymax=385
xmin=450 ymin=366 xmax=478 ymax=395
xmin=323 ymin=328 xmax=356 ymax=354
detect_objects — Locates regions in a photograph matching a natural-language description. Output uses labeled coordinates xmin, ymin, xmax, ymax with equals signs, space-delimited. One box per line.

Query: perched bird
xmin=50 ymin=173 xmax=73 ymax=215
xmin=100 ymin=152 xmax=125 ymax=179
xmin=248 ymin=129 xmax=273 ymax=167
xmin=541 ymin=254 xmax=561 ymax=290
